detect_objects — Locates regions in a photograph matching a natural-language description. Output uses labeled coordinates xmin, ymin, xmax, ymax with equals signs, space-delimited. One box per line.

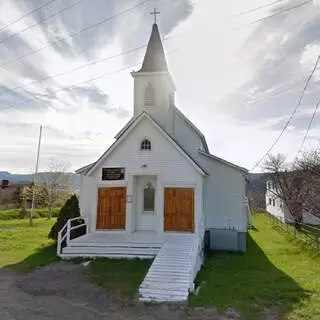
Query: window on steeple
xmin=144 ymin=82 xmax=155 ymax=106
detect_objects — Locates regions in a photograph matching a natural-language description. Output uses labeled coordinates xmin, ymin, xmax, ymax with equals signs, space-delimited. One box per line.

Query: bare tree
xmin=44 ymin=159 xmax=72 ymax=219
xmin=264 ymin=151 xmax=320 ymax=225
xmin=295 ymin=147 xmax=320 ymax=217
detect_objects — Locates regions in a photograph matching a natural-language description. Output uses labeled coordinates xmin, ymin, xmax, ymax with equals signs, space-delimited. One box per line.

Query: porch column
xmin=157 ymin=175 xmax=164 ymax=234
xmin=126 ymin=175 xmax=134 ymax=233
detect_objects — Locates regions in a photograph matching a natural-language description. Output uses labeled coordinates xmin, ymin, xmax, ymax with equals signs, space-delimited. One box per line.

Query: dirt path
xmin=0 ymin=262 xmax=240 ymax=320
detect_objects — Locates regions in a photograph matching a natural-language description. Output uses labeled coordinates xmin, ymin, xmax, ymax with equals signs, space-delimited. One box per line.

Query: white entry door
xmin=136 ymin=176 xmax=157 ymax=231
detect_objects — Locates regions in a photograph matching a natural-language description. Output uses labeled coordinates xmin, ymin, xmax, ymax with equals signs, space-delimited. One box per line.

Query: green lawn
xmin=0 ymin=207 xmax=60 ymax=220
xmin=87 ymin=259 xmax=152 ymax=299
xmin=0 ymin=218 xmax=58 ymax=272
xmin=0 ymin=218 xmax=151 ymax=299
xmin=190 ymin=214 xmax=320 ymax=320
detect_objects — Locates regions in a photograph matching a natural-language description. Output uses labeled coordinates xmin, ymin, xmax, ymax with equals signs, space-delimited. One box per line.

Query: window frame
xmin=140 ymin=138 xmax=151 ymax=151
xmin=143 ymin=181 xmax=155 ymax=213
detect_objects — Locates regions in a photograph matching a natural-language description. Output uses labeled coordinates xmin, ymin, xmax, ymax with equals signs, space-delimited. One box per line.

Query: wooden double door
xmin=96 ymin=187 xmax=126 ymax=230
xmin=164 ymin=187 xmax=194 ymax=232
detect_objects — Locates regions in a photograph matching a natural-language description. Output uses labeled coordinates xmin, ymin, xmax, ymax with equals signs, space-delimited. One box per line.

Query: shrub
xmin=48 ymin=194 xmax=85 ymax=241
xmin=0 ymin=207 xmax=61 ymax=220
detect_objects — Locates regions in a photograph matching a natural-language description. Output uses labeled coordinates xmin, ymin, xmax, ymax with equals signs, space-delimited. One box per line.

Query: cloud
xmin=216 ymin=0 xmax=320 ymax=129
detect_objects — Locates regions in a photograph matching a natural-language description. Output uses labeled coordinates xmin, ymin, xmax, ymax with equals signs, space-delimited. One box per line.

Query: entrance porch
xmin=93 ymin=174 xmax=196 ymax=234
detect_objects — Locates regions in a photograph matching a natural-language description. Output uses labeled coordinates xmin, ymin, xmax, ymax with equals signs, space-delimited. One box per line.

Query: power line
xmin=0 ymin=0 xmax=310 ymax=71
xmin=0 ymin=0 xmax=151 ymax=70
xmin=295 ymin=95 xmax=320 ymax=160
xmin=1 ymin=44 xmax=147 ymax=94
xmin=0 ymin=49 xmax=179 ymax=112
xmin=0 ymin=0 xmax=309 ymax=96
xmin=240 ymin=0 xmax=312 ymax=28
xmin=234 ymin=0 xmax=287 ymax=17
xmin=250 ymin=54 xmax=320 ymax=172
xmin=0 ymin=0 xmax=58 ymax=34
xmin=0 ymin=0 xmax=82 ymax=46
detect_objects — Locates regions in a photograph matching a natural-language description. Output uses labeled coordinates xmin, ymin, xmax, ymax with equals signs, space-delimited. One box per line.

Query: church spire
xmin=138 ymin=11 xmax=168 ymax=73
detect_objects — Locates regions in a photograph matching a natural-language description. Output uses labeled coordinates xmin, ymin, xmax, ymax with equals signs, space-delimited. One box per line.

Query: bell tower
xmin=131 ymin=11 xmax=176 ymax=134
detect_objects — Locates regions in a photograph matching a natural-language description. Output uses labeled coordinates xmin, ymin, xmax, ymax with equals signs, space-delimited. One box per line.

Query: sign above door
xmin=102 ymin=167 xmax=125 ymax=181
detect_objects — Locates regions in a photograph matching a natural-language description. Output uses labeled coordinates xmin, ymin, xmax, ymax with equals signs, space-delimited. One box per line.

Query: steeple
xmin=138 ymin=23 xmax=168 ymax=72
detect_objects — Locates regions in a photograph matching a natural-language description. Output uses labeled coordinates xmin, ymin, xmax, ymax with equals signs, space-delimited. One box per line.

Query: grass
xmin=87 ymin=258 xmax=152 ymax=299
xmin=0 ymin=217 xmax=151 ymax=299
xmin=0 ymin=207 xmax=60 ymax=220
xmin=0 ymin=218 xmax=58 ymax=272
xmin=190 ymin=214 xmax=320 ymax=320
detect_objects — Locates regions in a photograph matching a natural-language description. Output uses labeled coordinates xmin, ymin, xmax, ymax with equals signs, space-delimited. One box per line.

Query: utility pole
xmin=30 ymin=125 xmax=42 ymax=225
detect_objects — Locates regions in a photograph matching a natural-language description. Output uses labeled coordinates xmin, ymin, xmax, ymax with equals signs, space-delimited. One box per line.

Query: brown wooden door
xmin=96 ymin=187 xmax=126 ymax=230
xmin=164 ymin=188 xmax=194 ymax=232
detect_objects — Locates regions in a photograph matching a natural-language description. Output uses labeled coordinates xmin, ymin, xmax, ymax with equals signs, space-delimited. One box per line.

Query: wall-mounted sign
xmin=102 ymin=167 xmax=125 ymax=181
xmin=127 ymin=194 xmax=133 ymax=203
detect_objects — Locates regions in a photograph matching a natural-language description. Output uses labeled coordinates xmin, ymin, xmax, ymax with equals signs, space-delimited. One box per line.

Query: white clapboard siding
xmin=139 ymin=233 xmax=196 ymax=302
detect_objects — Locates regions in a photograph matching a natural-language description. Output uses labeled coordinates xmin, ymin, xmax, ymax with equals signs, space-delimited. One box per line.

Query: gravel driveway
xmin=0 ymin=262 xmax=240 ymax=320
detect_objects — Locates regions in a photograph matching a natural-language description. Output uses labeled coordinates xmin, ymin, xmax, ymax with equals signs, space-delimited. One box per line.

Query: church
xmin=57 ymin=19 xmax=249 ymax=302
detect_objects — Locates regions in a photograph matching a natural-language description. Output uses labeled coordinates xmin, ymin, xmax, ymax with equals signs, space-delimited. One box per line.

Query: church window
xmin=144 ymin=82 xmax=155 ymax=106
xmin=141 ymin=138 xmax=151 ymax=150
xmin=144 ymin=181 xmax=155 ymax=212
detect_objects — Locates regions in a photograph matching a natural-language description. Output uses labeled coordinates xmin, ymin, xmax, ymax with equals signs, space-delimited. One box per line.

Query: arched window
xmin=141 ymin=138 xmax=151 ymax=150
xmin=144 ymin=82 xmax=155 ymax=106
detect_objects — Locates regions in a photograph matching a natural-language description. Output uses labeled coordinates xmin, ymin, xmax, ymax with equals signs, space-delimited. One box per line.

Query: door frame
xmin=163 ymin=186 xmax=195 ymax=233
xmin=96 ymin=187 xmax=127 ymax=231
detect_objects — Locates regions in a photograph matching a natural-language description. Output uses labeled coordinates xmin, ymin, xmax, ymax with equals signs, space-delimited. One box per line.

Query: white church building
xmin=57 ymin=21 xmax=249 ymax=302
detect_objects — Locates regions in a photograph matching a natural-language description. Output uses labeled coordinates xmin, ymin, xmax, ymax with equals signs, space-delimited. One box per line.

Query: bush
xmin=48 ymin=194 xmax=85 ymax=241
xmin=0 ymin=207 xmax=61 ymax=220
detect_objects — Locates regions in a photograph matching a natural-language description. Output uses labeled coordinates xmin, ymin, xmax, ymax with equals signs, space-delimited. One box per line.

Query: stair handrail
xmin=57 ymin=216 xmax=88 ymax=257
xmin=189 ymin=233 xmax=201 ymax=292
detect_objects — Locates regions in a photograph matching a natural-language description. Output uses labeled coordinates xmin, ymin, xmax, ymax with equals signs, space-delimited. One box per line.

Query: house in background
xmin=59 ymin=20 xmax=249 ymax=302
xmin=246 ymin=173 xmax=266 ymax=210
xmin=266 ymin=180 xmax=320 ymax=225
xmin=0 ymin=180 xmax=31 ymax=206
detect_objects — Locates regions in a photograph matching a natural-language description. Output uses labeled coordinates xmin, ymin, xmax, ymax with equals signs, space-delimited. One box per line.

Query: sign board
xmin=102 ymin=167 xmax=125 ymax=181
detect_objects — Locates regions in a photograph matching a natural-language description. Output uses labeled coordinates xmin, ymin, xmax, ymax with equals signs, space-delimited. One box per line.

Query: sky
xmin=0 ymin=0 xmax=320 ymax=174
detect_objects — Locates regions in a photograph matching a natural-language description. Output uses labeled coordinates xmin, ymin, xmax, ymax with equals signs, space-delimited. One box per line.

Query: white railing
xmin=189 ymin=233 xmax=202 ymax=292
xmin=57 ymin=217 xmax=88 ymax=257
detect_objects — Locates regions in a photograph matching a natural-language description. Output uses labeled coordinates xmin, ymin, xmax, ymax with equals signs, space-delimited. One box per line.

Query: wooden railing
xmin=57 ymin=217 xmax=88 ymax=257
xmin=269 ymin=214 xmax=320 ymax=253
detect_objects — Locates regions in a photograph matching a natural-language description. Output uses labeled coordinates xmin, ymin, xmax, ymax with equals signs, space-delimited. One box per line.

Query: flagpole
xmin=30 ymin=125 xmax=42 ymax=225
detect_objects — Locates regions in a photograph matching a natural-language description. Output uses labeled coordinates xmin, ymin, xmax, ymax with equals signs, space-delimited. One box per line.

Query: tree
xmin=11 ymin=184 xmax=24 ymax=208
xmin=263 ymin=151 xmax=320 ymax=225
xmin=44 ymin=159 xmax=72 ymax=219
xmin=22 ymin=184 xmax=49 ymax=208
xmin=295 ymin=147 xmax=320 ymax=218
xmin=48 ymin=194 xmax=85 ymax=241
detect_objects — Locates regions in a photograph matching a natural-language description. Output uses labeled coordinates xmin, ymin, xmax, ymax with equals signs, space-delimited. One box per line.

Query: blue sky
xmin=0 ymin=0 xmax=319 ymax=173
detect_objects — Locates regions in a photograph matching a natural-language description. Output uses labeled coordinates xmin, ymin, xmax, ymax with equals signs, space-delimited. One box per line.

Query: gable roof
xmin=199 ymin=150 xmax=248 ymax=173
xmin=77 ymin=111 xmax=207 ymax=176
xmin=174 ymin=107 xmax=209 ymax=153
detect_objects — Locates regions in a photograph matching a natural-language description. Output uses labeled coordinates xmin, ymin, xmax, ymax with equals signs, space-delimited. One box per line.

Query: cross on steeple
xmin=150 ymin=8 xmax=160 ymax=24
